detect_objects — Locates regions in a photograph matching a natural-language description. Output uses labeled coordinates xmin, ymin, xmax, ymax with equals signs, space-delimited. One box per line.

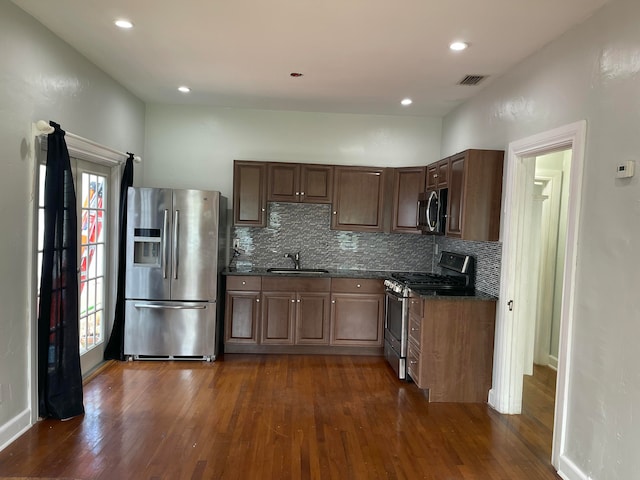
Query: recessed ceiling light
xmin=114 ymin=19 xmax=134 ymax=29
xmin=401 ymin=98 xmax=413 ymax=106
xmin=449 ymin=41 xmax=469 ymax=51
xmin=178 ymin=86 xmax=191 ymax=93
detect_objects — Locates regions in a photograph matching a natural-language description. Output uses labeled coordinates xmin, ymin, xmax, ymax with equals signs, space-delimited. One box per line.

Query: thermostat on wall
xmin=616 ymin=160 xmax=635 ymax=179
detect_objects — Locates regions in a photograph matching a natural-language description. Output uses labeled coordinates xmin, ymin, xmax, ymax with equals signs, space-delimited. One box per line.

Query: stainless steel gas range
xmin=383 ymin=251 xmax=476 ymax=380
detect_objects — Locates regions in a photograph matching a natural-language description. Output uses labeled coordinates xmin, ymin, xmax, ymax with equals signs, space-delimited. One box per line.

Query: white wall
xmin=441 ymin=0 xmax=640 ymax=477
xmin=0 ymin=1 xmax=145 ymax=448
xmin=144 ymin=104 xmax=442 ymax=198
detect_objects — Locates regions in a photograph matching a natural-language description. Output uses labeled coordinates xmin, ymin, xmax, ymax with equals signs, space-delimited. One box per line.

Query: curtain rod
xmin=35 ymin=120 xmax=142 ymax=163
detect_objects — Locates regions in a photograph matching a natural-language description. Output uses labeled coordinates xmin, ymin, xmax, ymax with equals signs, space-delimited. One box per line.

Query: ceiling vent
xmin=458 ymin=75 xmax=487 ymax=86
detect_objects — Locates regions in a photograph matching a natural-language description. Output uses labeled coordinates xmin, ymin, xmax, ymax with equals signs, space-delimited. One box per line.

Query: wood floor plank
xmin=0 ymin=355 xmax=560 ymax=480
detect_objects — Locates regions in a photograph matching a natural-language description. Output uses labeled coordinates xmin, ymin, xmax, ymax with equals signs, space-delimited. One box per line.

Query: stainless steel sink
xmin=266 ymin=268 xmax=329 ymax=275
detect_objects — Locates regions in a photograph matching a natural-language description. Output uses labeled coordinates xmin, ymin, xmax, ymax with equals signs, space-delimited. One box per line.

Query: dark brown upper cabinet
xmin=233 ymin=161 xmax=267 ymax=227
xmin=391 ymin=166 xmax=426 ymax=234
xmin=426 ymin=158 xmax=450 ymax=190
xmin=331 ymin=166 xmax=386 ymax=232
xmin=445 ymin=149 xmax=504 ymax=241
xmin=267 ymin=163 xmax=333 ymax=204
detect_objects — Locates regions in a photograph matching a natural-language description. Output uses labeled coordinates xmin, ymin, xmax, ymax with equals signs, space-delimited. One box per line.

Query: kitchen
xmin=1 ymin=0 xmax=640 ymax=479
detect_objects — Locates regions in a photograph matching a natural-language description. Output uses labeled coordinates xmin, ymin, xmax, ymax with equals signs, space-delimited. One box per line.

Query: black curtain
xmin=37 ymin=122 xmax=84 ymax=420
xmin=103 ymin=154 xmax=134 ymax=361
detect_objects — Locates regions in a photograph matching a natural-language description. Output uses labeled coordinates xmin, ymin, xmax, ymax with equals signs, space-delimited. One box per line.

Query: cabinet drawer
xmin=331 ymin=278 xmax=383 ymax=294
xmin=409 ymin=316 xmax=421 ymax=344
xmin=407 ymin=340 xmax=423 ymax=388
xmin=226 ymin=276 xmax=262 ymax=291
xmin=262 ymin=276 xmax=330 ymax=292
xmin=408 ymin=294 xmax=423 ymax=319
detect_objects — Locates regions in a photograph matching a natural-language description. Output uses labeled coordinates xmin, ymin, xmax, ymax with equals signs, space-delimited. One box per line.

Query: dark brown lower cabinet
xmin=329 ymin=278 xmax=384 ymax=347
xmin=225 ymin=276 xmax=262 ymax=345
xmin=296 ymin=292 xmax=331 ymax=344
xmin=330 ymin=293 xmax=384 ymax=346
xmin=224 ymin=276 xmax=383 ymax=354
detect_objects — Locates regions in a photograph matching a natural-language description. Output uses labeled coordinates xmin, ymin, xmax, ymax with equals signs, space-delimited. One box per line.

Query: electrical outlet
xmin=233 ymin=238 xmax=240 ymax=249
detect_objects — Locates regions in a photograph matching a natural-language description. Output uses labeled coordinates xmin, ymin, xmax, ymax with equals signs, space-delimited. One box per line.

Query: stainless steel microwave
xmin=417 ymin=188 xmax=447 ymax=234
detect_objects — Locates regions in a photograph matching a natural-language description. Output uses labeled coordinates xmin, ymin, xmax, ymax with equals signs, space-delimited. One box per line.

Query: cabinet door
xmin=426 ymin=164 xmax=438 ymax=190
xmin=330 ymin=293 xmax=384 ymax=346
xmin=300 ymin=164 xmax=333 ymax=204
xmin=225 ymin=291 xmax=261 ymax=344
xmin=261 ymin=292 xmax=296 ymax=344
xmin=233 ymin=161 xmax=267 ymax=226
xmin=392 ymin=167 xmax=425 ymax=233
xmin=437 ymin=159 xmax=450 ymax=188
xmin=296 ymin=292 xmax=331 ymax=344
xmin=331 ymin=166 xmax=385 ymax=232
xmin=267 ymin=163 xmax=300 ymax=203
xmin=446 ymin=153 xmax=466 ymax=238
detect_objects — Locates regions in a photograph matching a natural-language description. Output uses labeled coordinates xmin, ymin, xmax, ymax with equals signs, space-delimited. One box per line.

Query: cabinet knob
xmin=295 ymin=192 xmax=300 ymax=196
xmin=256 ymin=298 xmax=260 ymax=303
xmin=297 ymin=299 xmax=301 ymax=303
xmin=261 ymin=208 xmax=266 ymax=212
xmin=434 ymin=173 xmax=438 ymax=178
xmin=356 ymin=284 xmax=361 ymax=288
xmin=242 ymin=281 xmax=246 ymax=285
xmin=333 ymin=211 xmax=337 ymax=215
xmin=291 ymin=299 xmax=296 ymax=303
xmin=331 ymin=300 xmax=336 ymax=304
xmin=300 ymin=192 xmax=305 ymax=196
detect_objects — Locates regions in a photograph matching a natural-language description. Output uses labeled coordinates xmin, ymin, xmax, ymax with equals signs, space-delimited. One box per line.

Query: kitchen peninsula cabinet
xmin=261 ymin=277 xmax=331 ymax=345
xmin=392 ymin=166 xmax=426 ymax=233
xmin=224 ymin=276 xmax=262 ymax=344
xmin=233 ymin=161 xmax=267 ymax=227
xmin=331 ymin=166 xmax=386 ymax=232
xmin=408 ymin=296 xmax=496 ymax=403
xmin=445 ymin=149 xmax=504 ymax=241
xmin=267 ymin=162 xmax=334 ymax=204
xmin=330 ymin=278 xmax=384 ymax=347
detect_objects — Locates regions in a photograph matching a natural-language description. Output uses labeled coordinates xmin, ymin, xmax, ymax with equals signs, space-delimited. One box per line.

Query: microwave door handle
xmin=162 ymin=209 xmax=169 ymax=279
xmin=416 ymin=201 xmax=420 ymax=228
xmin=426 ymin=194 xmax=433 ymax=231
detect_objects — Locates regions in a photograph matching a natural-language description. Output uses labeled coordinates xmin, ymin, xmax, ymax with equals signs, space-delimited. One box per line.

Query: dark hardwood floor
xmin=0 ymin=356 xmax=560 ymax=480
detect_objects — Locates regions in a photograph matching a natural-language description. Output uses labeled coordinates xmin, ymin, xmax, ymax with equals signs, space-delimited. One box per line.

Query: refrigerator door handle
xmin=162 ymin=209 xmax=169 ymax=279
xmin=173 ymin=210 xmax=180 ymax=280
xmin=133 ymin=303 xmax=208 ymax=310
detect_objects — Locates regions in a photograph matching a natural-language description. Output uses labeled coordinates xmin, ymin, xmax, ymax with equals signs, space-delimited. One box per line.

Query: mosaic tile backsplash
xmin=232 ymin=203 xmax=435 ymax=272
xmin=231 ymin=202 xmax=502 ymax=297
xmin=435 ymin=236 xmax=502 ymax=297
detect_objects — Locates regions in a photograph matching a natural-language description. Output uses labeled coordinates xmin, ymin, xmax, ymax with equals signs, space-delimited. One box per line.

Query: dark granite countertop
xmin=223 ymin=267 xmax=393 ymax=279
xmin=409 ymin=287 xmax=498 ymax=301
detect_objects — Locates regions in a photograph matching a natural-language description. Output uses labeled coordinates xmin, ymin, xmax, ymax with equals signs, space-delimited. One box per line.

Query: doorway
xmin=489 ymin=121 xmax=586 ymax=470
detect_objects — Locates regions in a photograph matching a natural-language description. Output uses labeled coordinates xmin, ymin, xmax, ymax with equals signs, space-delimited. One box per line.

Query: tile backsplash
xmin=231 ymin=202 xmax=502 ymax=297
xmin=232 ymin=203 xmax=435 ymax=272
xmin=435 ymin=236 xmax=502 ymax=297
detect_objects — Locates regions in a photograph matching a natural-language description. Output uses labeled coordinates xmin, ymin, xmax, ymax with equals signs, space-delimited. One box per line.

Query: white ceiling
xmin=13 ymin=0 xmax=610 ymax=117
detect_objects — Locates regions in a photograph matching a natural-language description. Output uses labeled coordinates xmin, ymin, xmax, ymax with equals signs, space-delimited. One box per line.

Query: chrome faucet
xmin=284 ymin=251 xmax=301 ymax=270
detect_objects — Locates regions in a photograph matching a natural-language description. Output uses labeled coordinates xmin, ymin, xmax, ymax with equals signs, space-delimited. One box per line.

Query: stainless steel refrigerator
xmin=124 ymin=187 xmax=226 ymax=361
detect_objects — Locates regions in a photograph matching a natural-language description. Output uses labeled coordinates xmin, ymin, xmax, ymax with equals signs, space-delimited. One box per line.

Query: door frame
xmin=489 ymin=120 xmax=586 ymax=469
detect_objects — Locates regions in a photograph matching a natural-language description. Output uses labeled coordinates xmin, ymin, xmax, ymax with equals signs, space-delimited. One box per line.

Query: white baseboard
xmin=0 ymin=408 xmax=33 ymax=452
xmin=487 ymin=388 xmax=497 ymax=410
xmin=549 ymin=355 xmax=558 ymax=370
xmin=557 ymin=454 xmax=590 ymax=480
